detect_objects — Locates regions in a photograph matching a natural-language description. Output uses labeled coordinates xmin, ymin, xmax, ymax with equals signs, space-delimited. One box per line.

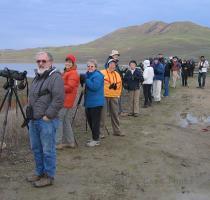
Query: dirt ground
xmin=1 ymin=75 xmax=210 ymax=200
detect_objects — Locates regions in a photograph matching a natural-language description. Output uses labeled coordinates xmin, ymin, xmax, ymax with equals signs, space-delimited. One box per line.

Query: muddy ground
xmin=1 ymin=76 xmax=210 ymax=200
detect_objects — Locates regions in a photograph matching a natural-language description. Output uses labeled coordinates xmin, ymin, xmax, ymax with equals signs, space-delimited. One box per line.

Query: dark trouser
xmin=163 ymin=76 xmax=170 ymax=96
xmin=85 ymin=106 xmax=102 ymax=141
xmin=182 ymin=73 xmax=188 ymax=86
xmin=198 ymin=72 xmax=206 ymax=87
xmin=143 ymin=84 xmax=152 ymax=106
xmin=189 ymin=68 xmax=194 ymax=77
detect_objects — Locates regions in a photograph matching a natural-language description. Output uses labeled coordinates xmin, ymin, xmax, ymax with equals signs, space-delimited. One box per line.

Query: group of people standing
xmin=26 ymin=50 xmax=208 ymax=188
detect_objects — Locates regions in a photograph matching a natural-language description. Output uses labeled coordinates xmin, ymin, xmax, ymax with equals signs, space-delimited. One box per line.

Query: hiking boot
xmin=56 ymin=144 xmax=64 ymax=150
xmin=26 ymin=174 xmax=43 ymax=182
xmin=143 ymin=105 xmax=148 ymax=108
xmin=113 ymin=132 xmax=125 ymax=137
xmin=86 ymin=140 xmax=100 ymax=147
xmin=133 ymin=113 xmax=139 ymax=117
xmin=62 ymin=143 xmax=76 ymax=148
xmin=33 ymin=175 xmax=54 ymax=188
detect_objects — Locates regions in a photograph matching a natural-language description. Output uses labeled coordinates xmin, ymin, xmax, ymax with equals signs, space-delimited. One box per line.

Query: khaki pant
xmin=172 ymin=71 xmax=179 ymax=88
xmin=153 ymin=80 xmax=162 ymax=102
xmin=128 ymin=89 xmax=140 ymax=114
xmin=100 ymin=97 xmax=121 ymax=135
xmin=56 ymin=108 xmax=75 ymax=145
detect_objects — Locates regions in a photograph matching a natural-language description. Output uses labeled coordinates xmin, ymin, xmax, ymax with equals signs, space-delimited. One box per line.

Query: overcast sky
xmin=0 ymin=0 xmax=210 ymax=49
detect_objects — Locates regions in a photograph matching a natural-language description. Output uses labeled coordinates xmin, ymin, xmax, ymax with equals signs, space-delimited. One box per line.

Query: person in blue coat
xmin=84 ymin=59 xmax=104 ymax=147
xmin=152 ymin=58 xmax=164 ymax=102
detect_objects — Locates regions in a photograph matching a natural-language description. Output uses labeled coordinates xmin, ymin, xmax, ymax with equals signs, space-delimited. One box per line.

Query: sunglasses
xmin=36 ymin=60 xmax=47 ymax=64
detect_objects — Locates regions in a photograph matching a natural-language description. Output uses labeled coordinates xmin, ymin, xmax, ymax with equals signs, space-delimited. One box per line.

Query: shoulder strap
xmin=32 ymin=75 xmax=49 ymax=105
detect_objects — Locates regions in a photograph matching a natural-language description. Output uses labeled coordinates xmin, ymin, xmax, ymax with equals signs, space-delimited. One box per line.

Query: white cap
xmin=143 ymin=60 xmax=150 ymax=68
xmin=110 ymin=50 xmax=120 ymax=56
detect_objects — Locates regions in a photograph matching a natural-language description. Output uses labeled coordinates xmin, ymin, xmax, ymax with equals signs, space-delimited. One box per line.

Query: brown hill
xmin=0 ymin=21 xmax=210 ymax=63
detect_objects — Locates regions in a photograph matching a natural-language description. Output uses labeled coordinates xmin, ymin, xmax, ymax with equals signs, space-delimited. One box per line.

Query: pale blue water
xmin=0 ymin=63 xmax=87 ymax=77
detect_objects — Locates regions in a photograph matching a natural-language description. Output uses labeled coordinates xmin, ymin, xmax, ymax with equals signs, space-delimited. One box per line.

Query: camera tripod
xmin=0 ymin=78 xmax=28 ymax=157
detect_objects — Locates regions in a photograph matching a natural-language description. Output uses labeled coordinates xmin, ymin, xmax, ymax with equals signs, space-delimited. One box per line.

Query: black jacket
xmin=181 ymin=63 xmax=189 ymax=75
xmin=164 ymin=61 xmax=172 ymax=77
xmin=123 ymin=68 xmax=143 ymax=90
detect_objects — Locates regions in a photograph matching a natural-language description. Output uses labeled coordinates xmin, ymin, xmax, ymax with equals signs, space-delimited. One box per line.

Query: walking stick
xmin=85 ymin=116 xmax=88 ymax=133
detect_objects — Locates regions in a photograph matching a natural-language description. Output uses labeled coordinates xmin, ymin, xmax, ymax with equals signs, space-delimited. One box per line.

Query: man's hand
xmin=43 ymin=115 xmax=50 ymax=121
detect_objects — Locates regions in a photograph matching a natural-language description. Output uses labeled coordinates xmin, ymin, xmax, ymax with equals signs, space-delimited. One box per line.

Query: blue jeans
xmin=198 ymin=72 xmax=206 ymax=87
xmin=29 ymin=118 xmax=59 ymax=178
xmin=163 ymin=76 xmax=170 ymax=96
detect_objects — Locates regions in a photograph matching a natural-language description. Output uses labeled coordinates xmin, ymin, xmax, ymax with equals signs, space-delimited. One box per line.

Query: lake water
xmin=0 ymin=63 xmax=87 ymax=77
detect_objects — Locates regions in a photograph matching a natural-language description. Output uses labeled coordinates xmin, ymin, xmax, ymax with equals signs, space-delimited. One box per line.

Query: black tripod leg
xmin=85 ymin=116 xmax=88 ymax=133
xmin=71 ymin=106 xmax=79 ymax=127
xmin=71 ymin=107 xmax=79 ymax=147
xmin=105 ymin=126 xmax=110 ymax=135
xmin=13 ymin=89 xmax=29 ymax=130
xmin=0 ymin=89 xmax=10 ymax=112
xmin=0 ymin=89 xmax=12 ymax=157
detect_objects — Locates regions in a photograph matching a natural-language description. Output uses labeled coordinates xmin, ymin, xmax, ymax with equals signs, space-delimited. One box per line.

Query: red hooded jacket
xmin=62 ymin=66 xmax=80 ymax=108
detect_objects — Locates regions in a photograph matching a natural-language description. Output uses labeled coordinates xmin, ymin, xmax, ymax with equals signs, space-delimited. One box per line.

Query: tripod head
xmin=0 ymin=67 xmax=28 ymax=91
xmin=3 ymin=78 xmax=15 ymax=90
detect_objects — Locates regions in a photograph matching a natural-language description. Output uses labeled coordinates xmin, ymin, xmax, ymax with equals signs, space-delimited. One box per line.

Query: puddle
xmin=178 ymin=112 xmax=210 ymax=128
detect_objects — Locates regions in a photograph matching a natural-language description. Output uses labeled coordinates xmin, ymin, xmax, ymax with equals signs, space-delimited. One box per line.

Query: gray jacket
xmin=29 ymin=67 xmax=64 ymax=120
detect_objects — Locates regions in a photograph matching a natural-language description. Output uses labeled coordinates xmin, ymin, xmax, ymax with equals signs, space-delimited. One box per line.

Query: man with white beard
xmin=26 ymin=52 xmax=64 ymax=187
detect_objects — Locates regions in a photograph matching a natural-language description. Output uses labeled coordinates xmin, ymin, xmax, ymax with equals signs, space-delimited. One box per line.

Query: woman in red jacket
xmin=56 ymin=54 xmax=79 ymax=149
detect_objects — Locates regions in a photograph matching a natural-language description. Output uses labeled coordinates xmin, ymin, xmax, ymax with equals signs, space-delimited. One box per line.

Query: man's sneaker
xmin=86 ymin=140 xmax=100 ymax=147
xmin=33 ymin=175 xmax=54 ymax=188
xmin=26 ymin=174 xmax=43 ymax=182
xmin=86 ymin=139 xmax=93 ymax=143
xmin=100 ymin=134 xmax=106 ymax=139
xmin=0 ymin=142 xmax=6 ymax=150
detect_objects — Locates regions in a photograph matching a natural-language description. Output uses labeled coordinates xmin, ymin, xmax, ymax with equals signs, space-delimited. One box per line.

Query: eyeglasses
xmin=36 ymin=60 xmax=47 ymax=64
xmin=87 ymin=65 xmax=95 ymax=68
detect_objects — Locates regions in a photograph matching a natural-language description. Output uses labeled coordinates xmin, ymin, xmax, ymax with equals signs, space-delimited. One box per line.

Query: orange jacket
xmin=101 ymin=69 xmax=122 ymax=97
xmin=62 ymin=67 xmax=79 ymax=108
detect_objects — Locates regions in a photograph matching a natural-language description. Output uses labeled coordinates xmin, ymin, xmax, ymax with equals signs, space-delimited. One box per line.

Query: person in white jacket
xmin=142 ymin=60 xmax=154 ymax=108
xmin=197 ymin=56 xmax=209 ymax=88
